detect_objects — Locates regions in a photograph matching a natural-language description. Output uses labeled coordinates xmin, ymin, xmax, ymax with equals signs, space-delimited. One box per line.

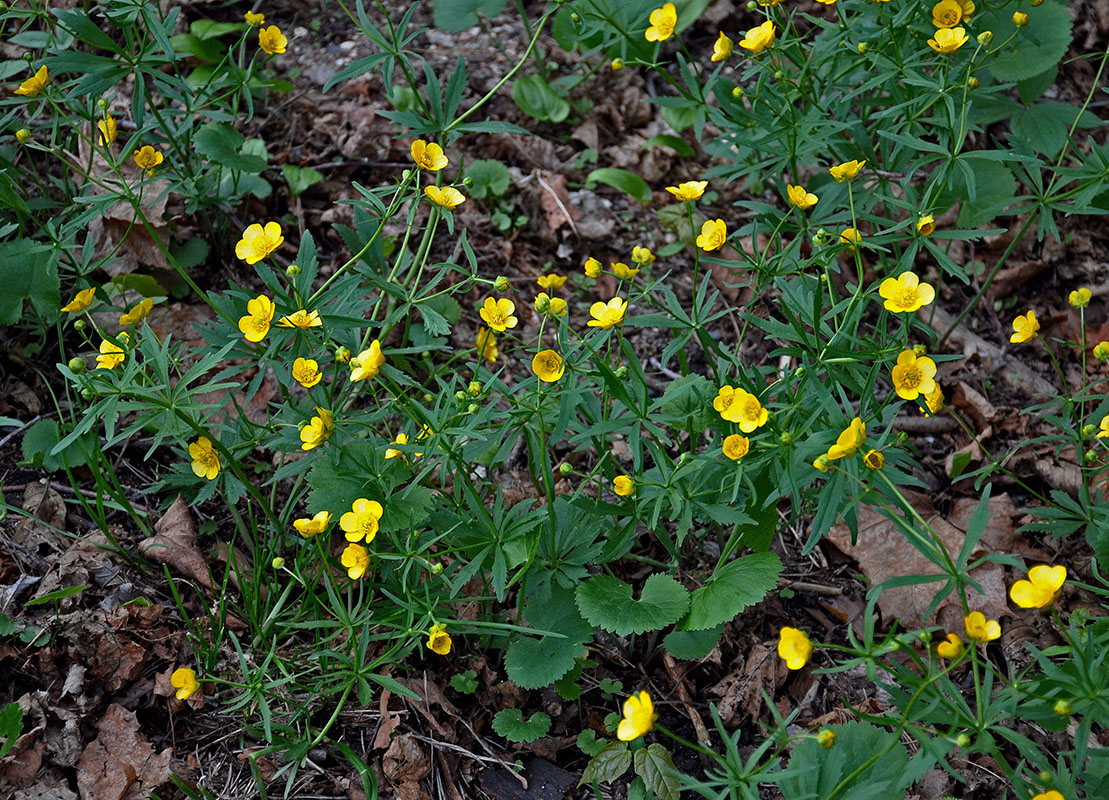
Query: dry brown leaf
xmin=397 ymin=678 xmax=459 ymax=741
xmin=706 ymin=642 xmax=784 ymax=725
xmin=74 ymin=704 xmax=171 ymax=800
xmin=950 ymin=382 xmax=998 ymax=432
xmin=15 ymin=482 xmax=67 ymax=558
xmin=138 ymin=495 xmax=212 ymax=588
xmin=383 ymin=734 xmax=432 ymax=800
xmin=534 ymin=172 xmax=580 ymax=233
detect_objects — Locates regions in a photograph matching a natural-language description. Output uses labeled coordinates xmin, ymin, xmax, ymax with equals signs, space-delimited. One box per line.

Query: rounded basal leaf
xmin=505 ymin=585 xmax=593 ymax=689
xmin=984 ymin=0 xmax=1072 ymax=83
xmin=663 ymin=625 xmax=723 ymax=660
xmin=683 ymin=553 xmax=782 ymax=631
xmin=576 ymin=573 xmax=690 ymax=636
xmin=492 ymin=709 xmax=551 ymax=743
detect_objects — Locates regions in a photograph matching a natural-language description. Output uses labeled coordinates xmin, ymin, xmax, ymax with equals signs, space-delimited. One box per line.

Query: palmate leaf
xmin=492 ymin=709 xmax=551 ymax=743
xmin=505 ymin=584 xmax=593 ymax=689
xmin=575 ymin=573 xmax=689 ymax=636
xmin=983 ymin=0 xmax=1072 ymax=82
xmin=682 ymin=553 xmax=782 ymax=631
xmin=778 ymin=722 xmax=913 ymax=800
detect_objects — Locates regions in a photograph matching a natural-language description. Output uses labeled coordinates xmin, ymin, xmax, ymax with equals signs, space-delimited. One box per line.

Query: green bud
xmin=746 ymin=0 xmax=757 ymax=8
xmin=955 ymin=733 xmax=972 ymax=748
xmin=286 ymin=263 xmax=301 ymax=277
xmin=1086 ymin=449 xmax=1098 ymax=464
xmin=559 ymin=462 xmax=573 ymax=476
xmin=977 ymin=30 xmax=993 ymax=46
xmin=1038 ymin=770 xmax=1053 ymax=784
xmin=968 ymin=77 xmax=980 ymax=89
xmin=779 ymin=432 xmax=793 ymax=446
xmin=534 ymin=294 xmax=550 ymax=313
xmin=913 ymin=344 xmax=928 ymax=357
xmin=423 ymin=393 xmax=434 ymax=403
xmin=773 ymin=70 xmax=784 ymax=81
xmin=272 ymin=557 xmax=285 ymax=569
xmin=610 ymin=58 xmax=624 ymax=71
xmin=468 ymin=380 xmax=482 ymax=397
xmin=97 ymin=97 xmax=109 ymax=110
xmin=794 ymin=366 xmax=806 ymax=377
xmin=817 ymin=729 xmax=836 ymax=749
xmin=0 ymin=2 xmax=10 ymax=12
xmin=1082 ymin=424 xmax=1098 ymax=437
xmin=430 ymin=561 xmax=443 ymax=574
xmin=678 ymin=452 xmax=691 ymax=465
xmin=570 ymin=11 xmax=581 ymax=22
xmin=455 ymin=391 xmax=467 ymax=402
xmin=80 ymin=388 xmax=94 ymax=401
xmin=73 ymin=319 xmax=87 ymax=331
xmin=1053 ymin=699 xmax=1072 ymax=716
xmin=468 ymin=403 xmax=480 ymax=415
xmin=462 ymin=175 xmax=475 ymax=188
xmin=1030 ymin=0 xmax=1043 ymax=5
xmin=15 ymin=128 xmax=30 ymax=143
xmin=615 ymin=366 xmax=628 ymax=378
xmin=24 ymin=52 xmax=34 ymax=62
xmin=335 ymin=346 xmax=351 ymax=363
xmin=493 ymin=275 xmax=510 ymax=292
xmin=919 ymin=630 xmax=932 ymax=644
xmin=68 ymin=357 xmax=87 ymax=374
xmin=856 ymin=42 xmax=869 ymax=54
xmin=731 ymin=86 xmax=744 ymax=99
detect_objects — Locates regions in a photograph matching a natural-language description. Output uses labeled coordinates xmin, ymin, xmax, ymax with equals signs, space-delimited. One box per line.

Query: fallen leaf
xmin=75 ymin=704 xmax=172 ymax=800
xmin=383 ymin=734 xmax=432 ymax=800
xmin=534 ymin=172 xmax=580 ymax=233
xmin=138 ymin=496 xmax=212 ymax=588
xmin=14 ymin=482 xmax=67 ymax=558
xmin=707 ymin=641 xmax=784 ymax=725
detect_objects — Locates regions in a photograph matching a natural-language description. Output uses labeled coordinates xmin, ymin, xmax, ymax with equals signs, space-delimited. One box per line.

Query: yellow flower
xmin=923 ymin=383 xmax=945 ymax=416
xmin=891 ymin=349 xmax=937 ymax=401
xmin=15 ymin=129 xmax=30 ymax=143
xmin=259 ymin=25 xmax=288 ymax=55
xmin=245 ymin=11 xmax=265 ymax=25
xmin=827 ymin=417 xmax=866 ymax=460
xmin=840 ymin=228 xmax=862 ymax=251
xmin=829 ymin=159 xmax=865 ymax=183
xmin=1094 ymin=341 xmax=1109 ymax=361
xmin=425 ymin=185 xmax=466 ymax=209
xmin=697 ymin=219 xmax=728 ymax=251
xmin=477 ymin=328 xmax=499 ymax=362
xmin=815 ymin=0 xmax=836 ymax=5
xmin=739 ymin=21 xmax=776 ymax=55
xmin=665 ymin=181 xmax=707 ymax=202
xmin=479 ymin=297 xmax=518 ymax=331
xmin=917 ymin=215 xmax=936 ymax=236
xmin=1068 ymin=288 xmax=1091 ymax=309
xmin=711 ymin=32 xmax=733 ymax=62
xmin=535 ymin=293 xmax=567 ymax=317
xmin=427 ymin=623 xmax=452 ymax=655
xmin=14 ymin=65 xmax=50 ymax=98
xmin=238 ymin=294 xmax=275 ymax=342
xmin=964 ymin=611 xmax=1000 ymax=643
xmin=612 ymin=262 xmax=640 ymax=280
xmin=879 ymin=271 xmax=936 ymax=313
xmin=235 ymin=221 xmax=284 ymax=264
xmin=863 ymin=449 xmax=885 ymax=470
xmin=787 ymin=184 xmax=818 ymax=210
xmin=817 ymin=729 xmax=837 ymax=749
xmin=294 ymin=511 xmax=332 ymax=537
xmin=714 ymin=385 xmax=768 ymax=432
xmin=292 ymin=357 xmax=322 ymax=388
xmin=1031 ymin=792 xmax=1064 ymax=800
xmin=119 ymin=297 xmax=153 ymax=326
xmin=1010 ymin=564 xmax=1066 ymax=608
xmin=96 ymin=333 xmax=129 ymax=370
xmin=341 ymin=543 xmax=370 ymax=580
xmin=1098 ymin=414 xmax=1109 ymax=439
xmin=644 ymin=3 xmax=677 ymax=42
xmin=410 ymin=139 xmax=448 ymax=171
xmin=588 ymin=297 xmax=628 ymax=329
xmin=532 ymin=349 xmax=566 ymax=382
xmin=61 ymin=288 xmax=96 ymax=313
xmin=97 ymin=115 xmax=118 ymax=146
xmin=170 ymin=667 xmax=199 ymax=700
xmin=584 ymin=257 xmax=602 ymax=278
xmin=277 ymin=309 xmax=322 ymax=328
xmin=1013 ymin=11 xmax=1028 ymax=26
xmin=613 ymin=475 xmax=634 ymax=496
xmin=929 ymin=27 xmax=969 ymax=54
xmin=189 ymin=436 xmax=221 ymax=480
xmin=300 ymin=407 xmax=334 ymax=451
xmin=617 ymin=690 xmax=657 ymax=741
xmin=631 ymin=246 xmax=655 ymax=266
xmin=133 ymin=145 xmax=164 ymax=174
xmin=340 ymin=498 xmax=384 ymax=544
xmin=350 ymin=340 xmax=386 ymax=381
xmin=932 ymin=0 xmax=964 ymax=27
xmin=537 ymin=273 xmax=568 ymax=290
xmin=813 ymin=454 xmax=832 ymax=472
xmin=386 ymin=432 xmax=423 ymax=460
xmin=777 ymin=627 xmax=812 ymax=670
xmin=1010 ymin=310 xmax=1039 ymax=343
xmin=936 ymin=632 xmax=964 ymax=660
xmin=722 ymin=434 xmax=749 ymax=461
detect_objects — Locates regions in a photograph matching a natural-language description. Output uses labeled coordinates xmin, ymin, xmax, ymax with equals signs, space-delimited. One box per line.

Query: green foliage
xmin=505 ymin=586 xmax=593 ymax=689
xmin=466 ymin=159 xmax=512 ymax=199
xmin=584 ymin=167 xmax=652 ymax=204
xmin=512 ymin=74 xmax=571 ymax=123
xmin=634 ymin=744 xmax=681 ymax=800
xmin=282 ymin=165 xmax=324 ymax=197
xmin=0 ymin=702 xmax=23 ymax=758
xmin=576 ymin=573 xmax=689 ymax=636
xmin=0 ymin=240 xmax=59 ymax=325
xmin=492 ymin=709 xmax=552 ymax=743
xmin=433 ymin=0 xmax=507 ymax=32
xmin=450 ymin=670 xmax=479 ymax=694
xmin=683 ymin=553 xmax=782 ymax=631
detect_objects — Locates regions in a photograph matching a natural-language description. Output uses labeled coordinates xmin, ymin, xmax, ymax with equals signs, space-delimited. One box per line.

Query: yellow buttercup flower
xmin=839 ymin=228 xmax=862 ymax=251
xmin=1010 ymin=310 xmax=1039 ymax=343
xmin=936 ymin=632 xmax=964 ymax=660
xmin=238 ymin=294 xmax=275 ymax=342
xmin=245 ymin=11 xmax=265 ymax=25
xmin=300 ymin=407 xmax=334 ymax=451
xmin=350 ymin=340 xmax=386 ymax=381
xmin=277 ymin=309 xmax=322 ymax=328
xmin=1013 ymin=11 xmax=1028 ymax=26
xmin=929 ymin=27 xmax=969 ymax=54
xmin=96 ymin=332 xmax=129 ymax=370
xmin=616 ymin=691 xmax=657 ymax=741
xmin=829 ymin=159 xmax=865 ymax=183
xmin=61 ymin=288 xmax=96 ymax=313
xmin=787 ymin=184 xmax=818 ymax=210
xmin=424 ymin=185 xmax=466 ymax=209
xmin=292 ymin=357 xmax=322 ymax=388
xmin=588 ymin=297 xmax=628 ymax=329
xmin=863 ymin=449 xmax=885 ymax=470
xmin=15 ymin=65 xmax=50 ymax=98
xmin=1009 ymin=564 xmax=1066 ymax=608
xmin=613 ymin=475 xmax=634 ymax=496
xmin=777 ymin=627 xmax=812 ymax=670
xmin=386 ymin=432 xmax=423 ymax=460
xmin=631 ymin=246 xmax=655 ymax=266
xmin=479 ymin=297 xmax=518 ymax=331
xmin=714 ymin=385 xmax=768 ymax=433
xmin=879 ymin=271 xmax=935 ymax=313
xmin=584 ymin=257 xmax=602 ymax=278
xmin=815 ymin=0 xmax=836 ymax=5
xmin=964 ymin=611 xmax=1000 ymax=643
xmin=1097 ymin=414 xmax=1109 ymax=439
xmin=133 ymin=145 xmax=164 ymax=174
xmin=294 ymin=511 xmax=332 ymax=537
xmin=532 ymin=349 xmax=566 ymax=382
xmin=119 ymin=297 xmax=153 ymax=326
xmin=537 ymin=272 xmax=568 ymax=290
xmin=189 ymin=436 xmax=220 ymax=480
xmin=917 ymin=215 xmax=936 ymax=236
xmin=1095 ymin=341 xmax=1109 ymax=361
xmin=697 ymin=219 xmax=728 ymax=251
xmin=411 ymin=139 xmax=448 ymax=171
xmin=340 ymin=498 xmax=383 ymax=544
xmin=340 ymin=543 xmax=370 ymax=580
xmin=891 ymin=349 xmax=937 ymax=401
xmin=427 ymin=623 xmax=452 ymax=655
xmin=235 ymin=221 xmax=284 ymax=264
xmin=923 ymin=384 xmax=945 ymax=416
xmin=827 ymin=417 xmax=866 ymax=460
xmin=932 ymin=0 xmax=964 ymax=27
xmin=1031 ymin=792 xmax=1064 ymax=800
xmin=170 ymin=667 xmax=199 ymax=700
xmin=477 ymin=328 xmax=499 ymax=362
xmin=15 ymin=129 xmax=30 ymax=143
xmin=97 ymin=115 xmax=118 ymax=146
xmin=644 ymin=3 xmax=677 ymax=42
xmin=612 ymin=262 xmax=639 ymax=280
xmin=259 ymin=25 xmax=288 ymax=55
xmin=1068 ymin=288 xmax=1091 ymax=309
xmin=711 ymin=32 xmax=733 ymax=62
xmin=665 ymin=181 xmax=707 ymax=202
xmin=535 ymin=293 xmax=567 ymax=317
xmin=739 ymin=21 xmax=776 ymax=55
xmin=722 ymin=434 xmax=749 ymax=461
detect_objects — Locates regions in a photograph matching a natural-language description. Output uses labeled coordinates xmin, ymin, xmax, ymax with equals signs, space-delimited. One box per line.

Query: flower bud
xmin=977 ymin=30 xmax=993 ymax=46
xmin=335 ymin=346 xmax=351 ymax=364
xmin=1038 ymin=770 xmax=1053 ymax=784
xmin=779 ymin=432 xmax=794 ymax=446
xmin=955 ymin=733 xmax=972 ymax=748
xmin=863 ymin=449 xmax=885 ymax=470
xmin=1083 ymin=424 xmax=1098 ymax=437
xmin=731 ymin=86 xmax=744 ymax=99
xmin=817 ymin=729 xmax=836 ymax=749
xmin=678 ymin=452 xmax=691 ymax=465
xmin=570 ymin=11 xmax=581 ymax=22
xmin=611 ymin=58 xmax=624 ymax=71
xmin=24 ymin=52 xmax=34 ymax=62
xmin=813 ymin=454 xmax=832 ymax=472
xmin=455 ymin=390 xmax=467 ymax=402
xmin=272 ymin=557 xmax=285 ymax=569
xmin=423 ymin=393 xmax=434 ymax=403
xmin=615 ymin=365 xmax=628 ymax=378
xmin=746 ymin=0 xmax=757 ymax=8
xmin=73 ymin=319 xmax=87 ymax=331
xmin=1085 ymin=449 xmax=1098 ymax=464
xmin=534 ymin=294 xmax=550 ymax=313
xmin=913 ymin=344 xmax=928 ymax=356
xmin=494 ymin=275 xmax=510 ymax=292
xmin=468 ymin=403 xmax=480 ymax=415
xmin=1053 ymin=699 xmax=1072 ymax=716
xmin=430 ymin=561 xmax=443 ymax=574
xmin=15 ymin=128 xmax=30 ymax=143
xmin=80 ymin=388 xmax=94 ymax=401
xmin=468 ymin=380 xmax=482 ymax=397
xmin=462 ymin=175 xmax=475 ymax=188
xmin=856 ymin=42 xmax=869 ymax=54
xmin=559 ymin=462 xmax=573 ymax=476
xmin=1013 ymin=11 xmax=1028 ymax=26
xmin=1030 ymin=0 xmax=1043 ymax=5
xmin=1094 ymin=341 xmax=1109 ymax=361
xmin=286 ymin=263 xmax=301 ymax=277
xmin=812 ymin=228 xmax=830 ymax=247
xmin=773 ymin=70 xmax=784 ymax=81
xmin=919 ymin=630 xmax=932 ymax=644
xmin=0 ymin=2 xmax=10 ymax=11
xmin=794 ymin=366 xmax=806 ymax=377
xmin=68 ymin=357 xmax=87 ymax=374
xmin=968 ymin=77 xmax=980 ymax=89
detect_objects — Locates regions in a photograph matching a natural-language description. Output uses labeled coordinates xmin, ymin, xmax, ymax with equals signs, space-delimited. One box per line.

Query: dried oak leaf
xmin=383 ymin=734 xmax=432 ymax=800
xmin=75 ymin=703 xmax=171 ymax=800
xmin=14 ymin=482 xmax=67 ymax=557
xmin=138 ymin=496 xmax=211 ymax=588
xmin=707 ymin=641 xmax=784 ymax=725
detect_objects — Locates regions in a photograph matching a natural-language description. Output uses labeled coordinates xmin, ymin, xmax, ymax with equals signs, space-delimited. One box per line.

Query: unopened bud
xmin=731 ymin=86 xmax=744 ymax=99
xmin=97 ymin=97 xmax=108 ymax=110
xmin=773 ymin=70 xmax=784 ymax=81
xmin=977 ymin=30 xmax=993 ymax=46
xmin=534 ymin=294 xmax=550 ymax=313
xmin=955 ymin=733 xmax=972 ymax=748
xmin=678 ymin=452 xmax=691 ymax=465
xmin=817 ymin=729 xmax=836 ymax=749
xmin=611 ymin=58 xmax=624 ymax=71
xmin=746 ymin=0 xmax=757 ymax=8
xmin=335 ymin=346 xmax=351 ymax=364
xmin=468 ymin=403 xmax=480 ymax=415
xmin=1083 ymin=424 xmax=1098 ymax=437
xmin=68 ymin=357 xmax=87 ymax=374
xmin=779 ymin=432 xmax=794 ymax=446
xmin=468 ymin=380 xmax=482 ymax=396
xmin=1085 ymin=449 xmax=1098 ymax=464
xmin=462 ymin=175 xmax=475 ymax=188
xmin=73 ymin=319 xmax=87 ymax=331
xmin=1013 ymin=11 xmax=1028 ymax=26
xmin=968 ymin=77 xmax=979 ymax=89
xmin=423 ymin=393 xmax=434 ymax=403
xmin=559 ymin=462 xmax=572 ymax=476
xmin=1038 ymin=770 xmax=1053 ymax=784
xmin=430 ymin=561 xmax=443 ymax=574
xmin=1030 ymin=0 xmax=1043 ymax=5
xmin=286 ymin=263 xmax=301 ymax=277
xmin=1053 ymin=699 xmax=1072 ymax=715
xmin=856 ymin=42 xmax=869 ymax=54
xmin=913 ymin=344 xmax=928 ymax=356
xmin=455 ymin=391 xmax=467 ymax=402
xmin=570 ymin=12 xmax=581 ymax=22
xmin=493 ymin=275 xmax=509 ymax=292
xmin=919 ymin=630 xmax=932 ymax=644
xmin=80 ymin=388 xmax=94 ymax=401
xmin=15 ymin=128 xmax=30 ymax=143
xmin=272 ymin=557 xmax=285 ymax=569
xmin=615 ymin=365 xmax=628 ymax=378
xmin=1094 ymin=341 xmax=1109 ymax=361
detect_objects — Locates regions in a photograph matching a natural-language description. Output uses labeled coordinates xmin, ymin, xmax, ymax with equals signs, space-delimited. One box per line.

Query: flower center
xmin=742 ymin=398 xmax=761 ymax=420
xmin=897 ymin=287 xmax=918 ymax=309
xmin=902 ymin=368 xmax=921 ymax=389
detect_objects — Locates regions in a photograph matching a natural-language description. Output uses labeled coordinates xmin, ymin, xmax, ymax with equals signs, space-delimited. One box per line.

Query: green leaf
xmin=194 ymin=122 xmax=267 ymax=173
xmin=1017 ymin=65 xmax=1058 ymax=104
xmin=26 ymin=585 xmax=88 ymax=606
xmin=579 ymin=741 xmax=632 ymax=786
xmin=585 ymin=168 xmax=652 ymax=205
xmin=378 ymin=484 xmax=435 ymax=533
xmin=492 ymin=709 xmax=551 ymax=743
xmin=985 ymin=0 xmax=1072 ymax=82
xmin=450 ymin=670 xmax=478 ymax=694
xmin=0 ymin=240 xmax=58 ymax=324
xmin=433 ymin=0 xmax=507 ymax=31
xmin=778 ymin=722 xmax=911 ymax=800
xmin=948 ymin=450 xmax=972 ymax=480
xmin=512 ymin=74 xmax=571 ymax=123
xmin=937 ymin=158 xmax=1016 ymax=228
xmin=170 ymin=237 xmax=209 ymax=270
xmin=108 ymin=273 xmax=168 ymax=299
xmin=21 ymin=419 xmax=93 ymax=472
xmin=577 ymin=730 xmax=606 ymax=757
xmin=283 ymin=164 xmax=324 ymax=197
xmin=505 ymin=584 xmax=593 ymax=689
xmin=465 ymin=159 xmax=511 ymax=199
xmin=633 ymin=744 xmax=680 ymax=800
xmin=0 ymin=702 xmax=23 ymax=758
xmin=191 ymin=19 xmax=246 ymax=39
xmin=642 ymin=134 xmax=695 ymax=158
xmin=576 ymin=573 xmax=689 ymax=636
xmin=663 ymin=625 xmax=723 ymax=660
xmin=683 ymin=553 xmax=781 ymax=630
xmin=655 ymin=373 xmax=715 ymax=434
